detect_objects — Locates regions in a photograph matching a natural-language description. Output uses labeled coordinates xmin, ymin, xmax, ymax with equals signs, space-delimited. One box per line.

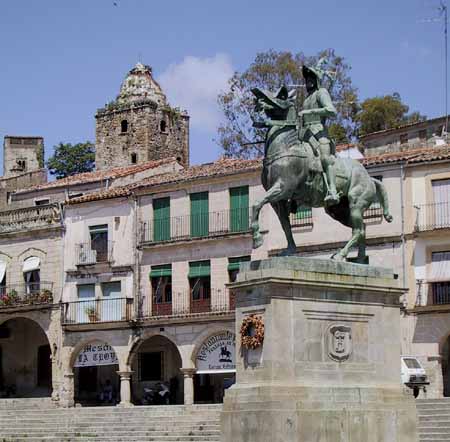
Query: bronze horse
xmin=250 ymin=86 xmax=392 ymax=262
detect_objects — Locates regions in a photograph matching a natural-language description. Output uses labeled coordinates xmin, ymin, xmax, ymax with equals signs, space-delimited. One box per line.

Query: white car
xmin=401 ymin=356 xmax=429 ymax=398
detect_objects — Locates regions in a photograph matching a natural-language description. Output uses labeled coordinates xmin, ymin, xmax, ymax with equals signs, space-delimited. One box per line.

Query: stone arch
xmin=17 ymin=247 xmax=47 ymax=260
xmin=127 ymin=329 xmax=180 ymax=368
xmin=190 ymin=325 xmax=235 ymax=367
xmin=0 ymin=252 xmax=12 ymax=262
xmin=0 ymin=314 xmax=52 ymax=345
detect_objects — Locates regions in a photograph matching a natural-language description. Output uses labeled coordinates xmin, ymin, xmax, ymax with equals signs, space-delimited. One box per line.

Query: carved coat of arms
xmin=327 ymin=324 xmax=352 ymax=362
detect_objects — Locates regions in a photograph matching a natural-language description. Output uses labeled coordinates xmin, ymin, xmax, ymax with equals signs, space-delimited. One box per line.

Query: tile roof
xmin=65 ymin=157 xmax=262 ymax=205
xmin=15 ymin=158 xmax=177 ymax=194
xmin=363 ymin=145 xmax=450 ymax=166
xmin=335 ymin=143 xmax=357 ymax=152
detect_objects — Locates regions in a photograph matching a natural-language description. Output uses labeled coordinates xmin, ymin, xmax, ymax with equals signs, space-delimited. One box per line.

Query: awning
xmin=188 ymin=260 xmax=210 ymax=278
xmin=22 ymin=256 xmax=40 ymax=273
xmin=228 ymin=256 xmax=251 ymax=272
xmin=150 ymin=264 xmax=172 ymax=278
xmin=429 ymin=251 xmax=450 ymax=281
xmin=0 ymin=261 xmax=6 ymax=284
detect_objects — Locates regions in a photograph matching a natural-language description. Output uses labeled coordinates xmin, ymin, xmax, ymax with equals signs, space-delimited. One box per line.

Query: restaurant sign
xmin=74 ymin=342 xmax=119 ymax=367
xmin=196 ymin=331 xmax=235 ymax=374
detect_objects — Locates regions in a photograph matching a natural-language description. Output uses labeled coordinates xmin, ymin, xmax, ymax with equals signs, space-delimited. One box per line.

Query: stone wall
xmin=95 ymin=102 xmax=189 ymax=170
xmin=3 ymin=137 xmax=45 ymax=179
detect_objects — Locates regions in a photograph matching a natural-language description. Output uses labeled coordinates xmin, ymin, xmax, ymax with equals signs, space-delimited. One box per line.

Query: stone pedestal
xmin=221 ymin=257 xmax=418 ymax=442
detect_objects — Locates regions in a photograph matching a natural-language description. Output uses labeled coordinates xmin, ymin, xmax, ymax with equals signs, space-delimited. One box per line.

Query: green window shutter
xmin=188 ymin=260 xmax=211 ymax=278
xmin=153 ymin=197 xmax=170 ymax=242
xmin=227 ymin=255 xmax=251 ymax=272
xmin=190 ymin=192 xmax=209 ymax=238
xmin=230 ymin=186 xmax=249 ymax=232
xmin=150 ymin=264 xmax=172 ymax=278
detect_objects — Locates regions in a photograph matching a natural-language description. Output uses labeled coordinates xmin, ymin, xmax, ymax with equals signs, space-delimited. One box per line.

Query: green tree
xmin=217 ymin=49 xmax=358 ymax=158
xmin=355 ymin=93 xmax=426 ymax=136
xmin=47 ymin=142 xmax=95 ymax=179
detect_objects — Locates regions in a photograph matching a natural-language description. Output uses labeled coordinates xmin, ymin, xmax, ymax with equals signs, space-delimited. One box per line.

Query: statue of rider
xmin=299 ymin=59 xmax=340 ymax=205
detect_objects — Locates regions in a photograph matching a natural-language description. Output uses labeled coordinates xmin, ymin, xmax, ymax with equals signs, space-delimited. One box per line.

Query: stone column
xmin=117 ymin=371 xmax=133 ymax=407
xmin=60 ymin=372 xmax=75 ymax=408
xmin=180 ymin=368 xmax=196 ymax=405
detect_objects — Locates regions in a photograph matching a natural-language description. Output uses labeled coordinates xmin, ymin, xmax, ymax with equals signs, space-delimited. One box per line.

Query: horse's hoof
xmin=253 ymin=236 xmax=264 ymax=249
xmin=331 ymin=252 xmax=346 ymax=262
xmin=384 ymin=214 xmax=393 ymax=223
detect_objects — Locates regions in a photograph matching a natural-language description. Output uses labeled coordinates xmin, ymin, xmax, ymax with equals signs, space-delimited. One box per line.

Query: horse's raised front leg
xmin=251 ymin=181 xmax=286 ymax=249
xmin=332 ymin=206 xmax=365 ymax=261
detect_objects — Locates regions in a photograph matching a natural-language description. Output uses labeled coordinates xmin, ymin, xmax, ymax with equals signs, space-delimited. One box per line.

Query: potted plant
xmin=85 ymin=305 xmax=98 ymax=322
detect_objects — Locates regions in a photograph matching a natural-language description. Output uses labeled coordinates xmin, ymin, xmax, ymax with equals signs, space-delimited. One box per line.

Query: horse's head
xmin=251 ymin=86 xmax=294 ymax=121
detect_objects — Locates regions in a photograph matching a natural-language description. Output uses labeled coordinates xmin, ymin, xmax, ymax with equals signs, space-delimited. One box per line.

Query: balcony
xmin=0 ymin=282 xmax=53 ymax=308
xmin=62 ymin=297 xmax=133 ymax=325
xmin=414 ymin=202 xmax=450 ymax=232
xmin=75 ymin=241 xmax=114 ymax=265
xmin=140 ymin=208 xmax=251 ymax=245
xmin=413 ymin=281 xmax=450 ymax=310
xmin=0 ymin=204 xmax=61 ymax=235
xmin=142 ymin=289 xmax=234 ymax=319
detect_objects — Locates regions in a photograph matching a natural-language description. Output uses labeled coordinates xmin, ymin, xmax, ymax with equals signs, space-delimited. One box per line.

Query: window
xmin=229 ymin=186 xmax=249 ymax=232
xmin=121 ymin=120 xmax=128 ymax=133
xmin=432 ymin=179 xmax=450 ymax=228
xmin=35 ymin=199 xmax=50 ymax=206
xmin=89 ymin=225 xmax=109 ymax=262
xmin=101 ymin=281 xmax=122 ymax=321
xmin=190 ymin=192 xmax=209 ymax=238
xmin=189 ymin=261 xmax=211 ymax=313
xmin=153 ymin=197 xmax=170 ymax=242
xmin=430 ymin=251 xmax=450 ymax=304
xmin=77 ymin=284 xmax=95 ymax=299
xmin=228 ymin=256 xmax=251 ymax=283
xmin=131 ymin=153 xmax=137 ymax=164
xmin=139 ymin=352 xmax=163 ymax=381
xmin=160 ymin=120 xmax=167 ymax=133
xmin=23 ymin=256 xmax=40 ymax=294
xmin=68 ymin=192 xmax=84 ymax=200
xmin=150 ymin=265 xmax=172 ymax=304
xmin=102 ymin=281 xmax=121 ymax=297
xmin=419 ymin=129 xmax=427 ymax=140
xmin=291 ymin=205 xmax=313 ymax=227
xmin=399 ymin=133 xmax=408 ymax=145
xmin=77 ymin=284 xmax=96 ymax=323
xmin=16 ymin=159 xmax=26 ymax=171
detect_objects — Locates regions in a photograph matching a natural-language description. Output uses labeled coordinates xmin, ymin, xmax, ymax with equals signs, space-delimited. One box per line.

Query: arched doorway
xmin=194 ymin=330 xmax=235 ymax=404
xmin=0 ymin=317 xmax=52 ymax=398
xmin=130 ymin=335 xmax=183 ymax=405
xmin=73 ymin=341 xmax=119 ymax=406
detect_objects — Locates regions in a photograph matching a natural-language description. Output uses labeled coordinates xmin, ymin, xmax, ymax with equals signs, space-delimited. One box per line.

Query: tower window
xmin=121 ymin=120 xmax=128 ymax=133
xmin=16 ymin=159 xmax=26 ymax=171
xmin=131 ymin=153 xmax=137 ymax=164
xmin=160 ymin=120 xmax=167 ymax=133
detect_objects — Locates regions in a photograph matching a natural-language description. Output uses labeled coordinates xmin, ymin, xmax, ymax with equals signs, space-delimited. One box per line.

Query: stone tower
xmin=3 ymin=136 xmax=45 ymax=178
xmin=95 ymin=63 xmax=190 ymax=170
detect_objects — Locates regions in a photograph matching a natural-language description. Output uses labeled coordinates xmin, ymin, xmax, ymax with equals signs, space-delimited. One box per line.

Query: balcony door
xmin=230 ymin=186 xmax=249 ymax=232
xmin=89 ymin=225 xmax=108 ymax=262
xmin=23 ymin=256 xmax=40 ymax=295
xmin=153 ymin=197 xmax=170 ymax=242
xmin=76 ymin=284 xmax=96 ymax=323
xmin=101 ymin=282 xmax=122 ymax=321
xmin=151 ymin=264 xmax=172 ymax=316
xmin=432 ymin=179 xmax=450 ymax=228
xmin=190 ymin=192 xmax=209 ymax=238
xmin=189 ymin=261 xmax=211 ymax=313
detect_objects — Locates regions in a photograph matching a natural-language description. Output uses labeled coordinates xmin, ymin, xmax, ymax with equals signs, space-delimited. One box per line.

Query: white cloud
xmin=158 ymin=54 xmax=234 ymax=133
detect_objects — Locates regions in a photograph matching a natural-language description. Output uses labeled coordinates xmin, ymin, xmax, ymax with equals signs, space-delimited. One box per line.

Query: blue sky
xmin=0 ymin=0 xmax=447 ymax=172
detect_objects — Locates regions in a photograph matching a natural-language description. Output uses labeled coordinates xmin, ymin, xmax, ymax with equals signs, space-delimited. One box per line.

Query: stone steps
xmin=417 ymin=399 xmax=450 ymax=442
xmin=0 ymin=404 xmax=222 ymax=442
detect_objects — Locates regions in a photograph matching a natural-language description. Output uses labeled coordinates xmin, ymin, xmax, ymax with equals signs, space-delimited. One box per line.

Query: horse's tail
xmin=372 ymin=178 xmax=393 ymax=223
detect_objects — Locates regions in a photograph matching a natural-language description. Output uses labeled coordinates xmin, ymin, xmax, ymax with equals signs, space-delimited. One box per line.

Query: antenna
xmin=422 ymin=1 xmax=449 ymax=138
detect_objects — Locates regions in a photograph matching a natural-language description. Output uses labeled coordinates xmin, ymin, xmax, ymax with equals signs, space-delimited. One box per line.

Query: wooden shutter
xmin=153 ymin=197 xmax=170 ymax=242
xmin=190 ymin=192 xmax=209 ymax=237
xmin=230 ymin=186 xmax=249 ymax=232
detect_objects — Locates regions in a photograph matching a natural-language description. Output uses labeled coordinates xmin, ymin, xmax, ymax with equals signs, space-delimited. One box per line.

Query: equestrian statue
xmin=250 ymin=58 xmax=392 ymax=263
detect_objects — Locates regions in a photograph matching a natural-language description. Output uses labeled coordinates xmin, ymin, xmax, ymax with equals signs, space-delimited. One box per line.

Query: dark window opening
xmin=16 ymin=159 xmax=26 ymax=171
xmin=121 ymin=120 xmax=128 ymax=133
xmin=89 ymin=225 xmax=108 ymax=262
xmin=0 ymin=271 xmax=5 ymax=296
xmin=152 ymin=276 xmax=172 ymax=304
xmin=131 ymin=153 xmax=137 ymax=164
xmin=399 ymin=133 xmax=408 ymax=145
xmin=35 ymin=199 xmax=50 ymax=206
xmin=139 ymin=352 xmax=163 ymax=381
xmin=160 ymin=120 xmax=167 ymax=133
xmin=24 ymin=269 xmax=40 ymax=294
xmin=190 ymin=276 xmax=211 ymax=301
xmin=419 ymin=129 xmax=427 ymax=140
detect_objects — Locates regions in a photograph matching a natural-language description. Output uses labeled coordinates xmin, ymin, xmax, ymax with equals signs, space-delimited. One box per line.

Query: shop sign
xmin=74 ymin=342 xmax=119 ymax=367
xmin=196 ymin=331 xmax=235 ymax=374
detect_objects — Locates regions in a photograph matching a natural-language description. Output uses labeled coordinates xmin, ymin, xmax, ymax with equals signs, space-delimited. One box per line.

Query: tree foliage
xmin=355 ymin=93 xmax=426 ymax=136
xmin=47 ymin=142 xmax=95 ymax=179
xmin=217 ymin=49 xmax=358 ymax=158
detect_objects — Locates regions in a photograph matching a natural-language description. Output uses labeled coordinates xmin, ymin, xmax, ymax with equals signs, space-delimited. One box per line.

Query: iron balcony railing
xmin=75 ymin=241 xmax=114 ymax=265
xmin=290 ymin=209 xmax=313 ymax=227
xmin=142 ymin=289 xmax=235 ymax=318
xmin=415 ymin=202 xmax=450 ymax=232
xmin=0 ymin=203 xmax=61 ymax=234
xmin=415 ymin=280 xmax=450 ymax=306
xmin=62 ymin=297 xmax=133 ymax=325
xmin=0 ymin=282 xmax=53 ymax=308
xmin=140 ymin=208 xmax=251 ymax=244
